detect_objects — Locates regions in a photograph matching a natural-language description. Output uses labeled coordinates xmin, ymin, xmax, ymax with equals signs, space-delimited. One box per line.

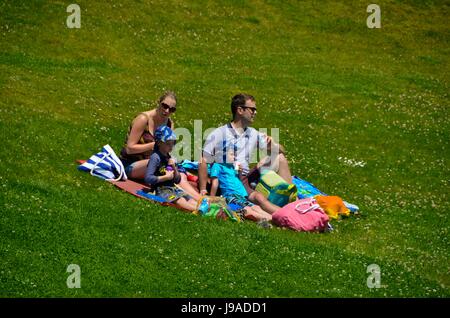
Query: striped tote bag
xmin=78 ymin=144 xmax=127 ymax=181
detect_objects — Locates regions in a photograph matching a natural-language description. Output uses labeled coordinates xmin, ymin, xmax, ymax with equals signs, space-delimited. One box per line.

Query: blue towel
xmin=292 ymin=176 xmax=325 ymax=198
xmin=179 ymin=160 xmax=211 ymax=174
xmin=136 ymin=190 xmax=168 ymax=203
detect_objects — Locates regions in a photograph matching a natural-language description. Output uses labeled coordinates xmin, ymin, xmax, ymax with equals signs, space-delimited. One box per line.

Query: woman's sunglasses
xmin=160 ymin=102 xmax=177 ymax=113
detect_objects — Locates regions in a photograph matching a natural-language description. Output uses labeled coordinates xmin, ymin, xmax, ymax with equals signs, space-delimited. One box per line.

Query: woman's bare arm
xmin=125 ymin=114 xmax=155 ymax=154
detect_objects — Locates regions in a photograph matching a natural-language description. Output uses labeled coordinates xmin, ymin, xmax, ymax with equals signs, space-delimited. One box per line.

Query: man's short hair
xmin=231 ymin=93 xmax=255 ymax=119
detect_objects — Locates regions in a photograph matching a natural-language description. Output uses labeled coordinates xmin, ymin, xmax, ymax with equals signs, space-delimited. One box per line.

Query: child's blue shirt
xmin=209 ymin=163 xmax=248 ymax=198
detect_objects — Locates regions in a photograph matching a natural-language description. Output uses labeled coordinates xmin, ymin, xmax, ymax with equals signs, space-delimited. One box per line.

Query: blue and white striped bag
xmin=78 ymin=144 xmax=127 ymax=181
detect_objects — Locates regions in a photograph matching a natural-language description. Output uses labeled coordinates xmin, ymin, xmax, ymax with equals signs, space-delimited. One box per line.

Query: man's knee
xmin=278 ymin=152 xmax=287 ymax=162
xmin=251 ymin=192 xmax=267 ymax=204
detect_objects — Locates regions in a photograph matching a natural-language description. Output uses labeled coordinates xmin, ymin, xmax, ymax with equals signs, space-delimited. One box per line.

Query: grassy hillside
xmin=0 ymin=0 xmax=449 ymax=297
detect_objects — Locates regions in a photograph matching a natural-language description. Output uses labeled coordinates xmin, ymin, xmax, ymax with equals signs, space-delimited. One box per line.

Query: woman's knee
xmin=128 ymin=160 xmax=149 ymax=179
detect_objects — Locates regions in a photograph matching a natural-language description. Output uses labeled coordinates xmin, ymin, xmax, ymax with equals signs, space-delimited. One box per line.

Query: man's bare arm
xmin=198 ymin=156 xmax=209 ymax=195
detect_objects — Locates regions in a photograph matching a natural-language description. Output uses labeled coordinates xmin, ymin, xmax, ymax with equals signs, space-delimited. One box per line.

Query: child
xmin=209 ymin=150 xmax=272 ymax=223
xmin=144 ymin=125 xmax=198 ymax=212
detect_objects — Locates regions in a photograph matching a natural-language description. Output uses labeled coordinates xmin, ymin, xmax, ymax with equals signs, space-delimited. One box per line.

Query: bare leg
xmin=241 ymin=206 xmax=258 ymax=221
xmin=177 ymin=173 xmax=201 ymax=200
xmin=209 ymin=178 xmax=219 ymax=197
xmin=173 ymin=197 xmax=197 ymax=212
xmin=250 ymin=205 xmax=273 ymax=221
xmin=198 ymin=157 xmax=209 ymax=194
xmin=242 ymin=206 xmax=271 ymax=222
xmin=258 ymin=153 xmax=292 ymax=184
xmin=275 ymin=153 xmax=293 ymax=184
xmin=248 ymin=191 xmax=280 ymax=215
xmin=127 ymin=159 xmax=149 ymax=179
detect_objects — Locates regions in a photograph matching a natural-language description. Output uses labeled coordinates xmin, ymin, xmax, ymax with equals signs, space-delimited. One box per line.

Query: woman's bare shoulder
xmin=131 ymin=111 xmax=151 ymax=128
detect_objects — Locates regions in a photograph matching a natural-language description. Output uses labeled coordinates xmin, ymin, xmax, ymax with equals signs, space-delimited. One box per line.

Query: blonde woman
xmin=120 ymin=91 xmax=200 ymax=200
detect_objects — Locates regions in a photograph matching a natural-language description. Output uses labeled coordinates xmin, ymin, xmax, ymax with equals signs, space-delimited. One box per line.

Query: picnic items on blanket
xmin=193 ymin=196 xmax=241 ymax=222
xmin=78 ymin=145 xmax=127 ymax=181
xmin=77 ymin=155 xmax=242 ymax=218
xmin=78 ymin=152 xmax=359 ymax=228
xmin=272 ymin=197 xmax=330 ymax=232
xmin=255 ymin=170 xmax=297 ymax=207
xmin=169 ymin=160 xmax=360 ymax=214
xmin=315 ymin=195 xmax=350 ymax=220
xmin=186 ymin=173 xmax=199 ymax=183
xmin=292 ymin=176 xmax=360 ymax=213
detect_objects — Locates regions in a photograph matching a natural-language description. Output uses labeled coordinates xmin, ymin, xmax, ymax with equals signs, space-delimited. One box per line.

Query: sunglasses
xmin=160 ymin=102 xmax=177 ymax=113
xmin=239 ymin=106 xmax=257 ymax=114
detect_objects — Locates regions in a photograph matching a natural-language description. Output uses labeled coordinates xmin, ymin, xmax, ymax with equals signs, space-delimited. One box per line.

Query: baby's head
xmin=155 ymin=125 xmax=177 ymax=153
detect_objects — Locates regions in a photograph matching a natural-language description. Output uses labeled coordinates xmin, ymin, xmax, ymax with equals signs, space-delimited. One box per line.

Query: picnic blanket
xmin=77 ymin=146 xmax=359 ymax=216
xmin=77 ymin=158 xmax=188 ymax=208
xmin=76 ymin=146 xmax=241 ymax=214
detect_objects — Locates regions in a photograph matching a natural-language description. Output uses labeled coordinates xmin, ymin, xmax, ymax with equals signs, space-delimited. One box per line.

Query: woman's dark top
xmin=120 ymin=112 xmax=173 ymax=164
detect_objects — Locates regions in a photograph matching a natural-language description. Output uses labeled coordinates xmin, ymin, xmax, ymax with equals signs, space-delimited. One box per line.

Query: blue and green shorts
xmin=224 ymin=194 xmax=254 ymax=209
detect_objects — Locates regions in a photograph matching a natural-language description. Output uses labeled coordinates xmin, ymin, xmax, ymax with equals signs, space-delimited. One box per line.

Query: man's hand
xmin=260 ymin=133 xmax=274 ymax=147
xmin=261 ymin=133 xmax=285 ymax=155
xmin=200 ymin=189 xmax=208 ymax=196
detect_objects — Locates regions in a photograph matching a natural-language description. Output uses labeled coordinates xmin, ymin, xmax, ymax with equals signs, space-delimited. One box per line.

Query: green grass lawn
xmin=0 ymin=0 xmax=449 ymax=297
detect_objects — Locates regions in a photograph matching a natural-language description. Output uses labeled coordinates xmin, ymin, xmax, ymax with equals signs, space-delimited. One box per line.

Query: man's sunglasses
xmin=160 ymin=102 xmax=177 ymax=113
xmin=239 ymin=106 xmax=257 ymax=114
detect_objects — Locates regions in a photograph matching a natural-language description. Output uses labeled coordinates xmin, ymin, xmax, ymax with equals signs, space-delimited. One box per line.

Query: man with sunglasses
xmin=199 ymin=93 xmax=293 ymax=214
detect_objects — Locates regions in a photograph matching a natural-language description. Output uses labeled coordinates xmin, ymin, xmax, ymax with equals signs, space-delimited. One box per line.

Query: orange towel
xmin=315 ymin=195 xmax=350 ymax=220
